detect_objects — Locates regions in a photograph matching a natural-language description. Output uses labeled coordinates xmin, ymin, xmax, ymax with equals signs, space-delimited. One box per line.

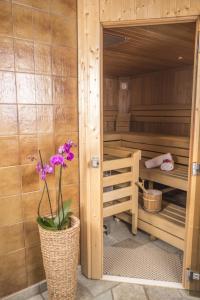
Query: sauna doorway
xmin=102 ymin=21 xmax=196 ymax=286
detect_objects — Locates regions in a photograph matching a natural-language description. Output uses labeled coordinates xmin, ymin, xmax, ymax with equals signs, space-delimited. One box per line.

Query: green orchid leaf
xmin=37 ymin=216 xmax=58 ymax=231
xmin=60 ymin=212 xmax=73 ymax=229
xmin=54 ymin=199 xmax=72 ymax=226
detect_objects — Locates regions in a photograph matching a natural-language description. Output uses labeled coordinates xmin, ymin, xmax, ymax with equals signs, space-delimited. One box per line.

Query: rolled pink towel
xmin=145 ymin=153 xmax=173 ymax=169
xmin=160 ymin=159 xmax=174 ymax=171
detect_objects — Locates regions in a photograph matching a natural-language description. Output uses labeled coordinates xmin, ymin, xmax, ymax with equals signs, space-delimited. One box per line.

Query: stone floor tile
xmin=112 ymin=283 xmax=147 ymax=300
xmin=39 ymin=281 xmax=47 ymax=294
xmin=145 ymin=286 xmax=182 ymax=300
xmin=104 ymin=233 xmax=118 ymax=247
xmin=78 ymin=272 xmax=118 ymax=297
xmin=41 ymin=290 xmax=48 ymax=300
xmin=76 ymin=283 xmax=93 ymax=300
xmin=3 ymin=284 xmax=40 ymax=300
xmin=153 ymin=239 xmax=182 ymax=254
xmin=130 ymin=229 xmax=150 ymax=246
xmin=95 ymin=290 xmax=113 ymax=300
xmin=28 ymin=296 xmax=43 ymax=300
xmin=108 ymin=219 xmax=134 ymax=242
xmin=179 ymin=289 xmax=200 ymax=299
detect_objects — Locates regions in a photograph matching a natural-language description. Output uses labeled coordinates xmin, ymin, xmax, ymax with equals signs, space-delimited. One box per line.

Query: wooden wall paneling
xmin=100 ymin=0 xmax=200 ymax=22
xmin=118 ymin=78 xmax=131 ymax=113
xmin=129 ymin=67 xmax=193 ymax=136
xmin=103 ymin=67 xmax=193 ymax=136
xmin=121 ymin=0 xmax=136 ymax=20
xmin=103 ymin=78 xmax=118 ymax=132
xmin=104 ymin=23 xmax=195 ymax=84
xmin=78 ymin=0 xmax=102 ymax=279
xmin=104 ymin=67 xmax=194 ymax=136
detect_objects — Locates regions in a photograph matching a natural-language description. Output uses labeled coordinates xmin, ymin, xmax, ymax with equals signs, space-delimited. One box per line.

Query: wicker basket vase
xmin=38 ymin=216 xmax=80 ymax=300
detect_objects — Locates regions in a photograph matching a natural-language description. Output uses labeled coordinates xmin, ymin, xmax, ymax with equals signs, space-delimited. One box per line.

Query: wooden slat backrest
xmin=104 ymin=132 xmax=190 ymax=166
xmin=103 ymin=146 xmax=141 ymax=233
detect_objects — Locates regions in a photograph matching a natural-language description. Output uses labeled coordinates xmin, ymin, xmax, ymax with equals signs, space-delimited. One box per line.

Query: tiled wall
xmin=0 ymin=0 xmax=78 ymax=297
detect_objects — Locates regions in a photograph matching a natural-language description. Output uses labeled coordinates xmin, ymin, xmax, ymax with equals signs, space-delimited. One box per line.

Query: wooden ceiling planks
xmin=104 ymin=22 xmax=196 ymax=77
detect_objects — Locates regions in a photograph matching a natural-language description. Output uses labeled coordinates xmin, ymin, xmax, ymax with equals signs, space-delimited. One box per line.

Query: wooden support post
xmin=132 ymin=150 xmax=141 ymax=234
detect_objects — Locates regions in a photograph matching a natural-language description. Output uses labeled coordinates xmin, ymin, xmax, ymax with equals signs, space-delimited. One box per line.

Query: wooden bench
xmin=104 ymin=132 xmax=190 ymax=191
xmin=104 ymin=132 xmax=190 ymax=249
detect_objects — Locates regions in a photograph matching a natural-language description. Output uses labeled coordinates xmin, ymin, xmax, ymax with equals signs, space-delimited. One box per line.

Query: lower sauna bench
xmin=116 ymin=201 xmax=186 ymax=251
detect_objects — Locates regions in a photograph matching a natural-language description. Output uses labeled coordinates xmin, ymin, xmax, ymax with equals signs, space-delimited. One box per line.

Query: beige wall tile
xmin=52 ymin=76 xmax=77 ymax=104
xmin=21 ymin=164 xmax=39 ymax=193
xmin=34 ymin=43 xmax=51 ymax=75
xmin=0 ymin=223 xmax=24 ymax=255
xmin=16 ymin=73 xmax=35 ymax=104
xmin=24 ymin=218 xmax=40 ymax=248
xmin=0 ymin=105 xmax=18 ymax=135
xmin=33 ymin=11 xmax=51 ymax=43
xmin=14 ymin=40 xmax=34 ymax=73
xmin=0 ymin=166 xmax=21 ymax=196
xmin=37 ymin=105 xmax=53 ymax=133
xmin=54 ymin=104 xmax=78 ymax=134
xmin=0 ymin=195 xmax=23 ymax=226
xmin=61 ymin=184 xmax=79 ymax=217
xmin=51 ymin=15 xmax=76 ymax=47
xmin=0 ymin=37 xmax=14 ymax=71
xmin=38 ymin=134 xmax=55 ymax=162
xmin=31 ymin=0 xmax=50 ymax=10
xmin=22 ymin=189 xmax=56 ymax=220
xmin=19 ymin=135 xmax=38 ymax=164
xmin=0 ymin=1 xmax=13 ymax=36
xmin=0 ymin=71 xmax=16 ymax=103
xmin=13 ymin=4 xmax=33 ymax=39
xmin=0 ymin=249 xmax=27 ymax=297
xmin=18 ymin=105 xmax=37 ymax=134
xmin=50 ymin=0 xmax=76 ymax=18
xmin=35 ymin=75 xmax=52 ymax=104
xmin=27 ymin=266 xmax=45 ymax=286
xmin=52 ymin=46 xmax=70 ymax=76
xmin=0 ymin=136 xmax=19 ymax=167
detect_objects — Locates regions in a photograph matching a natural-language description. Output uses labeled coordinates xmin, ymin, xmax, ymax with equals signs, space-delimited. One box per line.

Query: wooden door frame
xmin=78 ymin=1 xmax=199 ymax=286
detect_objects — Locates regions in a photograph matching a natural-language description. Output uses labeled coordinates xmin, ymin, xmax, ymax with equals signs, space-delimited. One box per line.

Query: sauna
xmin=102 ymin=22 xmax=196 ymax=283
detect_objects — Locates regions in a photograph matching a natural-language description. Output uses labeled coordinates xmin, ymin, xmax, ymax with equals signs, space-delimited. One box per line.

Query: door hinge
xmin=91 ymin=156 xmax=100 ymax=168
xmin=192 ymin=162 xmax=200 ymax=176
xmin=187 ymin=269 xmax=200 ymax=281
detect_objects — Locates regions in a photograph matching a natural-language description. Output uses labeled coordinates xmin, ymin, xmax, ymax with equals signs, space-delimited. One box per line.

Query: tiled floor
xmin=26 ymin=272 xmax=200 ymax=300
xmin=5 ymin=218 xmax=200 ymax=300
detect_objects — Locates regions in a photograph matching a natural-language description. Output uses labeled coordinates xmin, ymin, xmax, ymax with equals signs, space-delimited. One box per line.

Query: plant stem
xmin=56 ymin=166 xmax=61 ymax=228
xmin=61 ymin=190 xmax=64 ymax=221
xmin=59 ymin=167 xmax=64 ymax=220
xmin=37 ymin=185 xmax=45 ymax=218
xmin=39 ymin=150 xmax=54 ymax=219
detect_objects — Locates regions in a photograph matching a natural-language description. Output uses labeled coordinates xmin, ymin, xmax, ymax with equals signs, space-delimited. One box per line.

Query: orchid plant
xmin=36 ymin=140 xmax=75 ymax=231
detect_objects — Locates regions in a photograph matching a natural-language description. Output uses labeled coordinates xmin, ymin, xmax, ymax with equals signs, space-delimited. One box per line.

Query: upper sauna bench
xmin=104 ymin=132 xmax=190 ymax=191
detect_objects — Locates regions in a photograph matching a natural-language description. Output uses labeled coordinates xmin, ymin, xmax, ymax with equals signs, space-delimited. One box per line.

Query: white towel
xmin=145 ymin=153 xmax=173 ymax=169
xmin=160 ymin=160 xmax=174 ymax=171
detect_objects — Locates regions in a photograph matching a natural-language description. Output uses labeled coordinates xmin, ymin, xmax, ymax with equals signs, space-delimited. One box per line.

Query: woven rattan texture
xmin=39 ymin=216 xmax=80 ymax=300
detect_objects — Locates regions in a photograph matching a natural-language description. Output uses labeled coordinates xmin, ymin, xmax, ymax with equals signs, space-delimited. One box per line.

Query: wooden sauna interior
xmin=103 ymin=22 xmax=196 ymax=279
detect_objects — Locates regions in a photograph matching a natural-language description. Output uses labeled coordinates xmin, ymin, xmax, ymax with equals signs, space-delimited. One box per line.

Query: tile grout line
xmin=143 ymin=286 xmax=150 ymax=300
